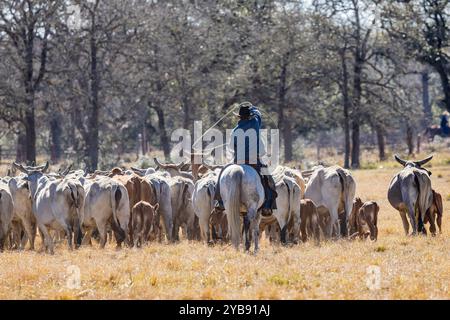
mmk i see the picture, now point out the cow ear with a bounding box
[153,203,159,212]
[414,155,433,167]
[394,154,407,166]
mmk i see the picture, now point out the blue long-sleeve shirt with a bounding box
[229,106,266,165]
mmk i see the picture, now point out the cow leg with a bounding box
[406,204,417,235]
[199,215,210,244]
[62,222,73,251]
[133,214,142,248]
[399,210,410,236]
[437,211,442,234]
[161,213,173,243]
[96,222,108,249]
[300,215,307,243]
[291,213,300,245]
[328,207,340,240]
[22,219,35,250]
[38,224,54,255]
[428,212,437,237]
[82,227,93,246]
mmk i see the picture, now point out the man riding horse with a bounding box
[214,102,278,216]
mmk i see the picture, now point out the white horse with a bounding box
[219,164,264,252]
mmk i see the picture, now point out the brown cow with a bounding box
[424,190,443,235]
[349,197,379,241]
[209,210,228,243]
[286,199,321,244]
[109,168,156,244]
[131,201,159,247]
[299,199,321,244]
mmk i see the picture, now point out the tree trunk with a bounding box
[277,53,292,162]
[283,120,293,162]
[351,122,360,168]
[351,0,363,169]
[87,19,100,170]
[406,124,414,156]
[16,132,27,163]
[340,50,351,169]
[375,124,386,161]
[421,71,431,126]
[435,61,450,113]
[49,112,62,163]
[153,104,171,159]
[24,108,36,164]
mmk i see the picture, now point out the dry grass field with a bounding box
[0,157,449,299]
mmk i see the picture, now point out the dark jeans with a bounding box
[214,162,277,210]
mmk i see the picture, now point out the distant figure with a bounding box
[440,111,450,135]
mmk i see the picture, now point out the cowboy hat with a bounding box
[233,101,254,118]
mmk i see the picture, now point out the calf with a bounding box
[131,201,159,247]
[349,197,379,241]
[0,184,14,251]
[209,209,228,243]
[424,190,443,235]
[300,199,321,244]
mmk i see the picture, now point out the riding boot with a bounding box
[213,166,228,212]
[261,175,277,216]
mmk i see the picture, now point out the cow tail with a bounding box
[68,182,83,247]
[413,172,429,228]
[337,169,353,220]
[110,183,123,232]
[207,181,215,213]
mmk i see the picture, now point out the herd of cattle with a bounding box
[0,155,444,254]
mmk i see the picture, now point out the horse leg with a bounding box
[280,225,287,245]
[247,207,260,254]
[243,216,251,252]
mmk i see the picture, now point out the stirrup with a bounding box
[261,208,272,217]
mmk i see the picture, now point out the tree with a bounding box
[0,0,61,163]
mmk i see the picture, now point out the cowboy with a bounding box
[214,102,277,216]
[440,111,450,136]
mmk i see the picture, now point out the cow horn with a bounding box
[414,155,433,167]
[61,164,73,176]
[130,167,146,176]
[12,162,29,174]
[394,154,407,167]
[153,158,168,169]
[41,161,49,173]
[176,161,186,169]
[202,160,215,171]
[301,169,315,177]
[94,170,110,176]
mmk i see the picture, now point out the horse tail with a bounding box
[227,169,243,249]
